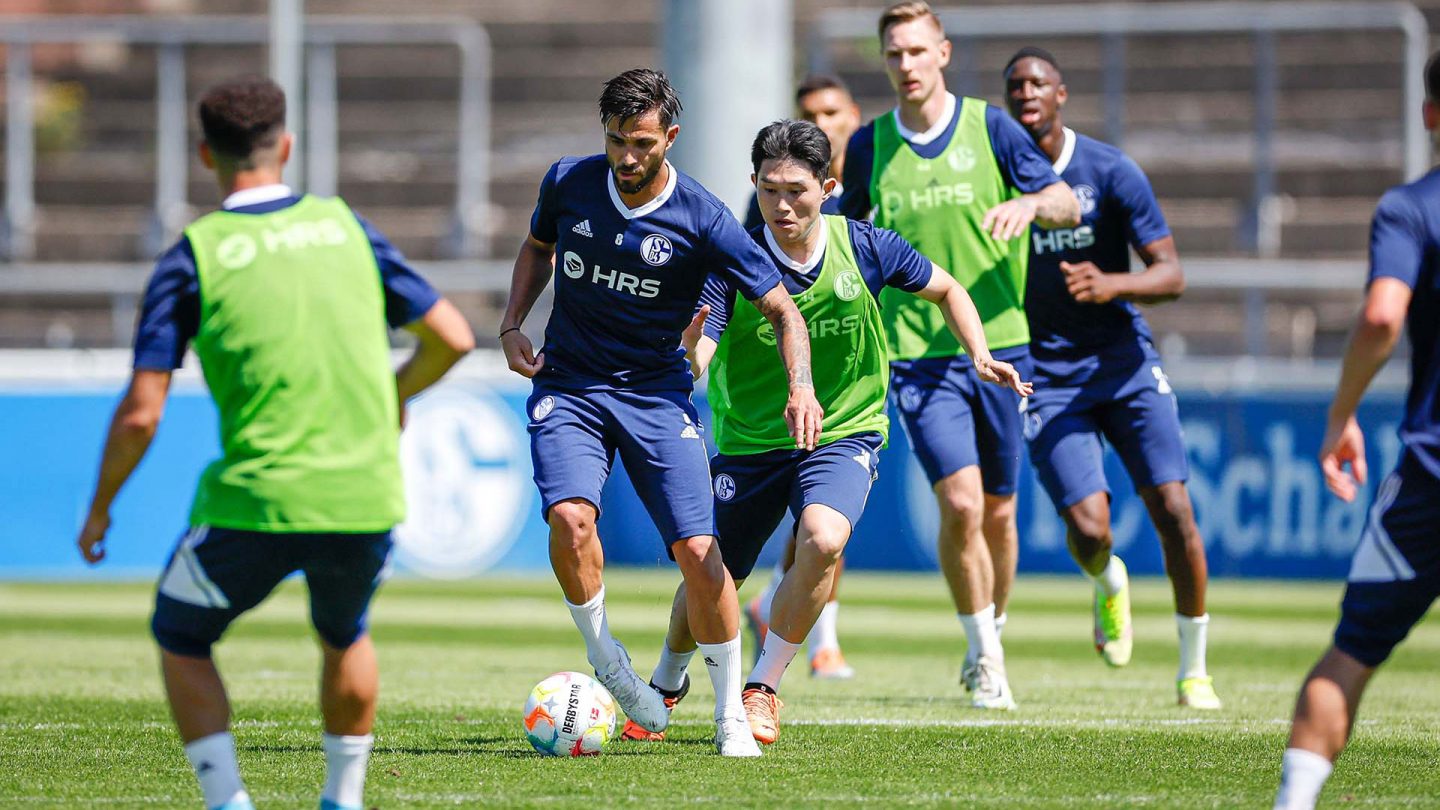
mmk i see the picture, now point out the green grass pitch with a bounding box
[1,572,1436,808]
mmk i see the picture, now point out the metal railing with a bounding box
[0,15,492,260]
[810,1,1429,256]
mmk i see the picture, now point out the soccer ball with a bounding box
[522,671,617,757]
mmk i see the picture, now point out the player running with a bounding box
[840,1,1079,709]
[1274,51,1440,810]
[75,77,474,810]
[499,69,822,758]
[1003,48,1220,709]
[627,119,1029,745]
[741,74,865,680]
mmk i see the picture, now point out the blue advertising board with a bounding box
[0,377,1404,581]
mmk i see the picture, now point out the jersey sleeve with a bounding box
[133,238,201,371]
[1110,155,1172,249]
[838,124,876,220]
[705,208,781,301]
[353,212,441,328]
[1369,188,1426,289]
[528,161,562,244]
[984,106,1062,194]
[697,272,738,343]
[853,221,933,296]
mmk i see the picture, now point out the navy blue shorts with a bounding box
[1334,453,1440,668]
[151,526,393,658]
[711,432,883,581]
[1025,341,1189,510]
[890,346,1032,494]
[528,385,713,546]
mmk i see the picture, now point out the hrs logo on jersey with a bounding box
[561,250,661,298]
[1032,225,1095,255]
[755,314,862,346]
[880,181,975,217]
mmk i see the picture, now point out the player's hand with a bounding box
[981,196,1038,241]
[501,328,545,378]
[77,508,110,565]
[1319,415,1367,502]
[785,386,825,451]
[974,358,1034,396]
[682,305,710,358]
[1061,261,1119,304]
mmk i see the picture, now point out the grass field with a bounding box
[1,571,1437,808]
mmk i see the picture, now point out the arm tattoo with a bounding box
[756,288,814,389]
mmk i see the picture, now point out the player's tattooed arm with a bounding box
[982,180,1080,241]
[500,235,556,378]
[753,285,825,450]
[916,266,1032,396]
[77,369,173,564]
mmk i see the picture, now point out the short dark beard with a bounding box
[612,157,663,195]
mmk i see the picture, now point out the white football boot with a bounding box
[595,640,670,733]
[715,714,763,757]
[968,655,1017,711]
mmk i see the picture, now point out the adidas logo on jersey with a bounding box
[572,219,593,237]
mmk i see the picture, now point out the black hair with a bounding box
[1427,49,1440,100]
[598,68,683,128]
[795,74,853,106]
[1004,46,1061,78]
[198,75,286,160]
[750,119,831,180]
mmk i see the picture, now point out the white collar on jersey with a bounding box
[607,160,679,220]
[763,219,827,274]
[222,183,293,210]
[1051,127,1077,175]
[893,92,957,145]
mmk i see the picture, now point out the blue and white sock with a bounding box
[320,733,373,810]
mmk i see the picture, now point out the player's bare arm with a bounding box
[1319,277,1412,502]
[753,285,824,450]
[397,298,477,411]
[500,234,556,378]
[914,264,1032,396]
[1063,236,1185,306]
[77,369,172,564]
[982,180,1080,241]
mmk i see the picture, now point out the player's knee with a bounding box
[983,494,1017,527]
[548,500,598,545]
[1149,488,1197,545]
[672,534,718,567]
[798,524,849,563]
[936,485,984,530]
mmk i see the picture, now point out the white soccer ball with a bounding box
[522,671,617,757]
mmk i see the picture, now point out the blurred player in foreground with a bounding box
[1004,48,1220,709]
[629,120,1029,744]
[742,75,865,681]
[499,68,821,757]
[1274,51,1440,810]
[75,77,474,810]
[841,1,1079,709]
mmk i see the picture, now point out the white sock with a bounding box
[806,601,841,659]
[697,635,745,722]
[1274,747,1333,810]
[749,631,802,691]
[1177,613,1210,680]
[958,603,1002,662]
[995,612,1008,638]
[757,562,784,621]
[321,733,373,809]
[183,732,248,810]
[565,587,620,671]
[651,644,694,693]
[1087,556,1126,597]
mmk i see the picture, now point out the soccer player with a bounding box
[74,76,474,810]
[499,69,822,757]
[1273,51,1440,810]
[1003,48,1221,709]
[840,1,1080,709]
[627,119,1030,745]
[741,74,865,681]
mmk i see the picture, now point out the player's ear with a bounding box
[937,37,952,69]
[1425,100,1439,132]
[1056,82,1068,109]
[665,124,680,148]
[277,132,294,166]
[751,172,758,188]
[198,141,215,170]
[821,176,838,198]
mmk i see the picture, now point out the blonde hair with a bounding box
[878,1,945,41]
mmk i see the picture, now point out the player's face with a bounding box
[754,158,836,242]
[882,18,951,104]
[1005,58,1066,137]
[798,88,861,160]
[603,109,679,194]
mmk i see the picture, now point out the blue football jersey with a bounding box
[1025,130,1170,364]
[529,155,781,392]
[1369,168,1440,478]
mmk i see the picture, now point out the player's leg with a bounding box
[151,527,297,810]
[614,389,758,756]
[302,532,393,810]
[806,552,853,679]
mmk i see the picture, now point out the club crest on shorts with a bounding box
[532,395,556,421]
[714,473,737,502]
[640,234,673,266]
[899,384,923,413]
